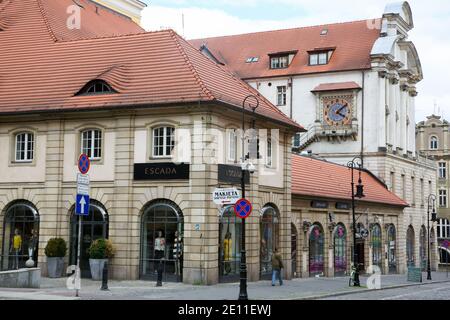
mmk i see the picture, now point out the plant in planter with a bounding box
[87,238,115,280]
[45,238,67,278]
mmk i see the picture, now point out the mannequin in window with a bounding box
[28,229,38,266]
[154,230,166,260]
[173,231,182,276]
[223,232,232,274]
[10,229,22,269]
[260,238,268,272]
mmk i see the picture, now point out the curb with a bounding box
[294,279,450,300]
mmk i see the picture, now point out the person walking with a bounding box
[271,248,284,286]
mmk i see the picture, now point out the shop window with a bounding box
[406,226,415,267]
[1,201,39,271]
[334,224,346,275]
[371,224,382,268]
[152,126,175,158]
[387,225,397,273]
[219,206,242,282]
[419,226,427,271]
[81,129,102,160]
[309,224,324,276]
[260,205,280,277]
[140,200,183,282]
[15,132,34,162]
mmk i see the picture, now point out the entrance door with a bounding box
[355,240,365,272]
[70,202,108,278]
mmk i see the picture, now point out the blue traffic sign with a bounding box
[234,198,252,219]
[75,194,89,216]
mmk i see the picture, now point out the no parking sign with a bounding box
[234,198,252,219]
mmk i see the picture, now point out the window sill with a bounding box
[9,161,36,167]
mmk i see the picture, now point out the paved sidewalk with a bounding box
[0,272,448,300]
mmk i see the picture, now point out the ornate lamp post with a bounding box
[427,194,437,280]
[239,95,259,300]
[347,156,365,287]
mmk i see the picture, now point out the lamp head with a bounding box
[355,178,365,198]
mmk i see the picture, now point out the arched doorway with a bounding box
[140,200,183,282]
[260,204,280,278]
[309,223,324,276]
[291,223,298,278]
[333,224,346,276]
[355,223,366,271]
[219,205,242,282]
[1,201,39,270]
[387,224,397,273]
[419,226,427,271]
[70,200,109,278]
[371,224,382,269]
[406,225,415,267]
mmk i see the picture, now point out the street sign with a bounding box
[77,173,90,195]
[234,198,252,219]
[359,228,369,239]
[78,154,90,174]
[75,194,89,216]
[212,188,241,205]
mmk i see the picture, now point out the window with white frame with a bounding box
[81,129,102,160]
[15,132,34,162]
[309,51,331,66]
[430,136,438,150]
[276,86,287,106]
[437,219,450,238]
[439,189,448,208]
[270,56,289,69]
[228,129,238,162]
[439,162,447,179]
[152,126,175,158]
[266,137,272,167]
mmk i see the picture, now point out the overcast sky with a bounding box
[140,0,449,123]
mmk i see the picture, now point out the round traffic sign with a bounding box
[78,154,90,174]
[234,198,252,219]
[443,240,450,249]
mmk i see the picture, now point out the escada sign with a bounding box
[134,163,190,180]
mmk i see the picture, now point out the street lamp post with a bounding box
[427,194,437,281]
[238,95,259,301]
[347,157,365,287]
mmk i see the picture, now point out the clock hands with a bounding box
[335,103,348,118]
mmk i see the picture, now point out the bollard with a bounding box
[101,261,109,291]
[156,260,163,287]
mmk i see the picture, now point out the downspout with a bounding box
[360,71,365,167]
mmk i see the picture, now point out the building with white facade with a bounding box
[191,1,439,272]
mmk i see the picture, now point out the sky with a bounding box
[139,0,449,123]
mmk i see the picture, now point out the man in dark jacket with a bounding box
[271,248,283,286]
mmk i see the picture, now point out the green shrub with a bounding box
[45,238,67,257]
[87,238,115,259]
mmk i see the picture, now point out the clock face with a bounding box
[323,98,352,126]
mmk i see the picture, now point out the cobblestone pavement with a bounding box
[0,272,448,300]
[320,281,450,300]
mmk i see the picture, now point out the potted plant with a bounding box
[87,238,115,280]
[45,238,67,278]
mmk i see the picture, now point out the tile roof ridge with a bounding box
[170,30,215,101]
[190,18,380,41]
[54,28,165,43]
[36,0,58,42]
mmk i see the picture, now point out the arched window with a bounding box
[77,80,116,95]
[260,205,280,277]
[430,136,438,150]
[406,226,415,267]
[387,224,397,273]
[1,201,39,270]
[334,224,346,276]
[219,205,242,282]
[309,223,324,276]
[81,129,102,160]
[152,126,175,158]
[371,224,382,268]
[140,200,183,282]
[14,132,34,162]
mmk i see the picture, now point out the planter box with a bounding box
[47,257,65,278]
[89,259,108,281]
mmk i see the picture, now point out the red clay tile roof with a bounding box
[0,0,302,130]
[189,19,381,79]
[311,81,361,92]
[292,155,408,207]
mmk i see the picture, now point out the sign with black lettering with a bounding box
[134,163,189,180]
[311,201,328,209]
[336,202,350,210]
[218,164,250,184]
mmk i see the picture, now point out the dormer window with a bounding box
[308,50,334,66]
[77,80,116,96]
[270,55,289,69]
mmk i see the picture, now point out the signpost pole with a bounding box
[76,215,82,297]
